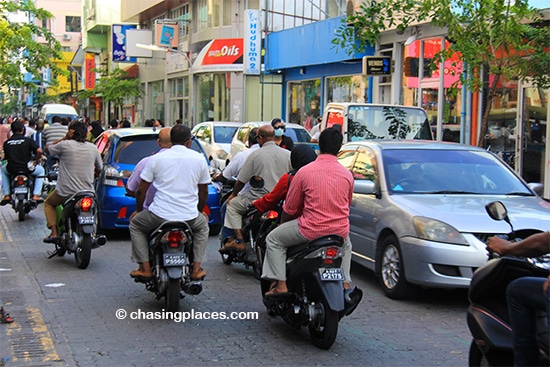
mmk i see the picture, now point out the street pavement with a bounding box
[0,205,471,367]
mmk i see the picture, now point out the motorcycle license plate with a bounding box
[163,253,187,266]
[78,216,95,225]
[319,268,345,281]
[14,187,28,194]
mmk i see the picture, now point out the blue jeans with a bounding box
[1,164,44,197]
[219,201,235,242]
[506,276,549,367]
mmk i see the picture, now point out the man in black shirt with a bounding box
[1,121,45,205]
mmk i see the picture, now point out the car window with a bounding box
[348,106,432,141]
[236,126,250,144]
[113,137,161,165]
[214,126,238,144]
[286,127,311,142]
[337,149,357,171]
[352,149,377,181]
[383,149,532,195]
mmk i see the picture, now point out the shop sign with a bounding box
[112,24,137,62]
[85,53,95,90]
[244,9,261,75]
[363,56,392,76]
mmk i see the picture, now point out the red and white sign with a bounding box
[193,39,244,72]
[85,53,95,90]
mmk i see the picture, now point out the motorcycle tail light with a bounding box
[78,197,94,211]
[15,175,27,185]
[267,210,279,220]
[161,230,187,248]
[304,246,343,264]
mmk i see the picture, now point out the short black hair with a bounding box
[248,127,259,145]
[11,121,24,134]
[270,118,282,127]
[69,121,88,142]
[171,124,191,145]
[52,115,61,123]
[319,127,343,155]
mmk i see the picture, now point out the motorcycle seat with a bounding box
[149,221,192,237]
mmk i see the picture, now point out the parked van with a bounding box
[320,103,433,142]
[39,104,78,124]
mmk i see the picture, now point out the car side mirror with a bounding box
[353,180,376,195]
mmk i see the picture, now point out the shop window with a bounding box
[288,79,321,127]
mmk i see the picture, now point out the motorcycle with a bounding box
[133,221,203,312]
[259,234,363,349]
[7,160,46,221]
[467,201,549,366]
[45,170,106,269]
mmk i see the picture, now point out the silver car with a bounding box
[339,140,550,299]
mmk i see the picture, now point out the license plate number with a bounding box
[78,216,95,225]
[14,187,27,194]
[319,268,344,281]
[163,253,187,266]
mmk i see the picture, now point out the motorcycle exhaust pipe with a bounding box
[182,281,202,295]
[92,235,107,249]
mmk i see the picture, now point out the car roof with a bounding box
[326,102,427,111]
[194,121,241,127]
[342,140,486,152]
[241,121,307,129]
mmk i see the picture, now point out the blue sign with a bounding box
[112,24,137,63]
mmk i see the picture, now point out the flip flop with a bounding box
[264,288,291,297]
[43,236,61,244]
[0,307,13,324]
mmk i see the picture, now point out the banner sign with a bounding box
[112,24,137,62]
[85,53,95,90]
[155,22,178,48]
[244,9,261,75]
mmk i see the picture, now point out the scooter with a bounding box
[46,190,107,269]
[9,170,39,222]
[467,201,549,366]
[133,221,203,312]
[259,234,363,349]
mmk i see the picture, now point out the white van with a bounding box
[320,102,433,142]
[39,104,79,124]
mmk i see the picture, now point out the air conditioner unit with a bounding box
[63,34,72,41]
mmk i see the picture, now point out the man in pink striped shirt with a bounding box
[262,127,354,296]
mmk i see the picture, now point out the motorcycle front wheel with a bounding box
[308,297,339,349]
[74,233,92,269]
[165,278,180,312]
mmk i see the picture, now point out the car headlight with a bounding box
[412,216,469,245]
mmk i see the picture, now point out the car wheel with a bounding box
[378,235,415,300]
[209,223,221,236]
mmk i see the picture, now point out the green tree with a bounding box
[0,0,65,92]
[79,67,143,119]
[333,0,550,147]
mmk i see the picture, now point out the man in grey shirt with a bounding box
[43,121,102,242]
[221,125,291,252]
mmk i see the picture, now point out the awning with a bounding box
[121,64,139,79]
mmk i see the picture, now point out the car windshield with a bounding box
[383,149,532,195]
[214,126,239,144]
[285,127,311,142]
[348,105,432,141]
[114,136,161,165]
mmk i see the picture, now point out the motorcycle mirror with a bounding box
[485,201,514,232]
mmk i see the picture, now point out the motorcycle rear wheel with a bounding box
[17,201,25,221]
[74,233,92,269]
[308,297,339,349]
[165,278,180,312]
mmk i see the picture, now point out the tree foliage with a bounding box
[78,67,143,113]
[333,0,550,146]
[0,0,65,92]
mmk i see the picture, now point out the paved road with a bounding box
[0,205,472,366]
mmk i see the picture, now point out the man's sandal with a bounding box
[0,307,14,323]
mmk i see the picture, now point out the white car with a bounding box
[228,121,312,159]
[192,121,241,168]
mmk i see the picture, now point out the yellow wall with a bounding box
[46,51,74,95]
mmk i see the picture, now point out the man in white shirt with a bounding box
[129,125,211,280]
[212,128,259,244]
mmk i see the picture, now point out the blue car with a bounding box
[93,128,221,234]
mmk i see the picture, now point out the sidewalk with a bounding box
[0,206,73,367]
